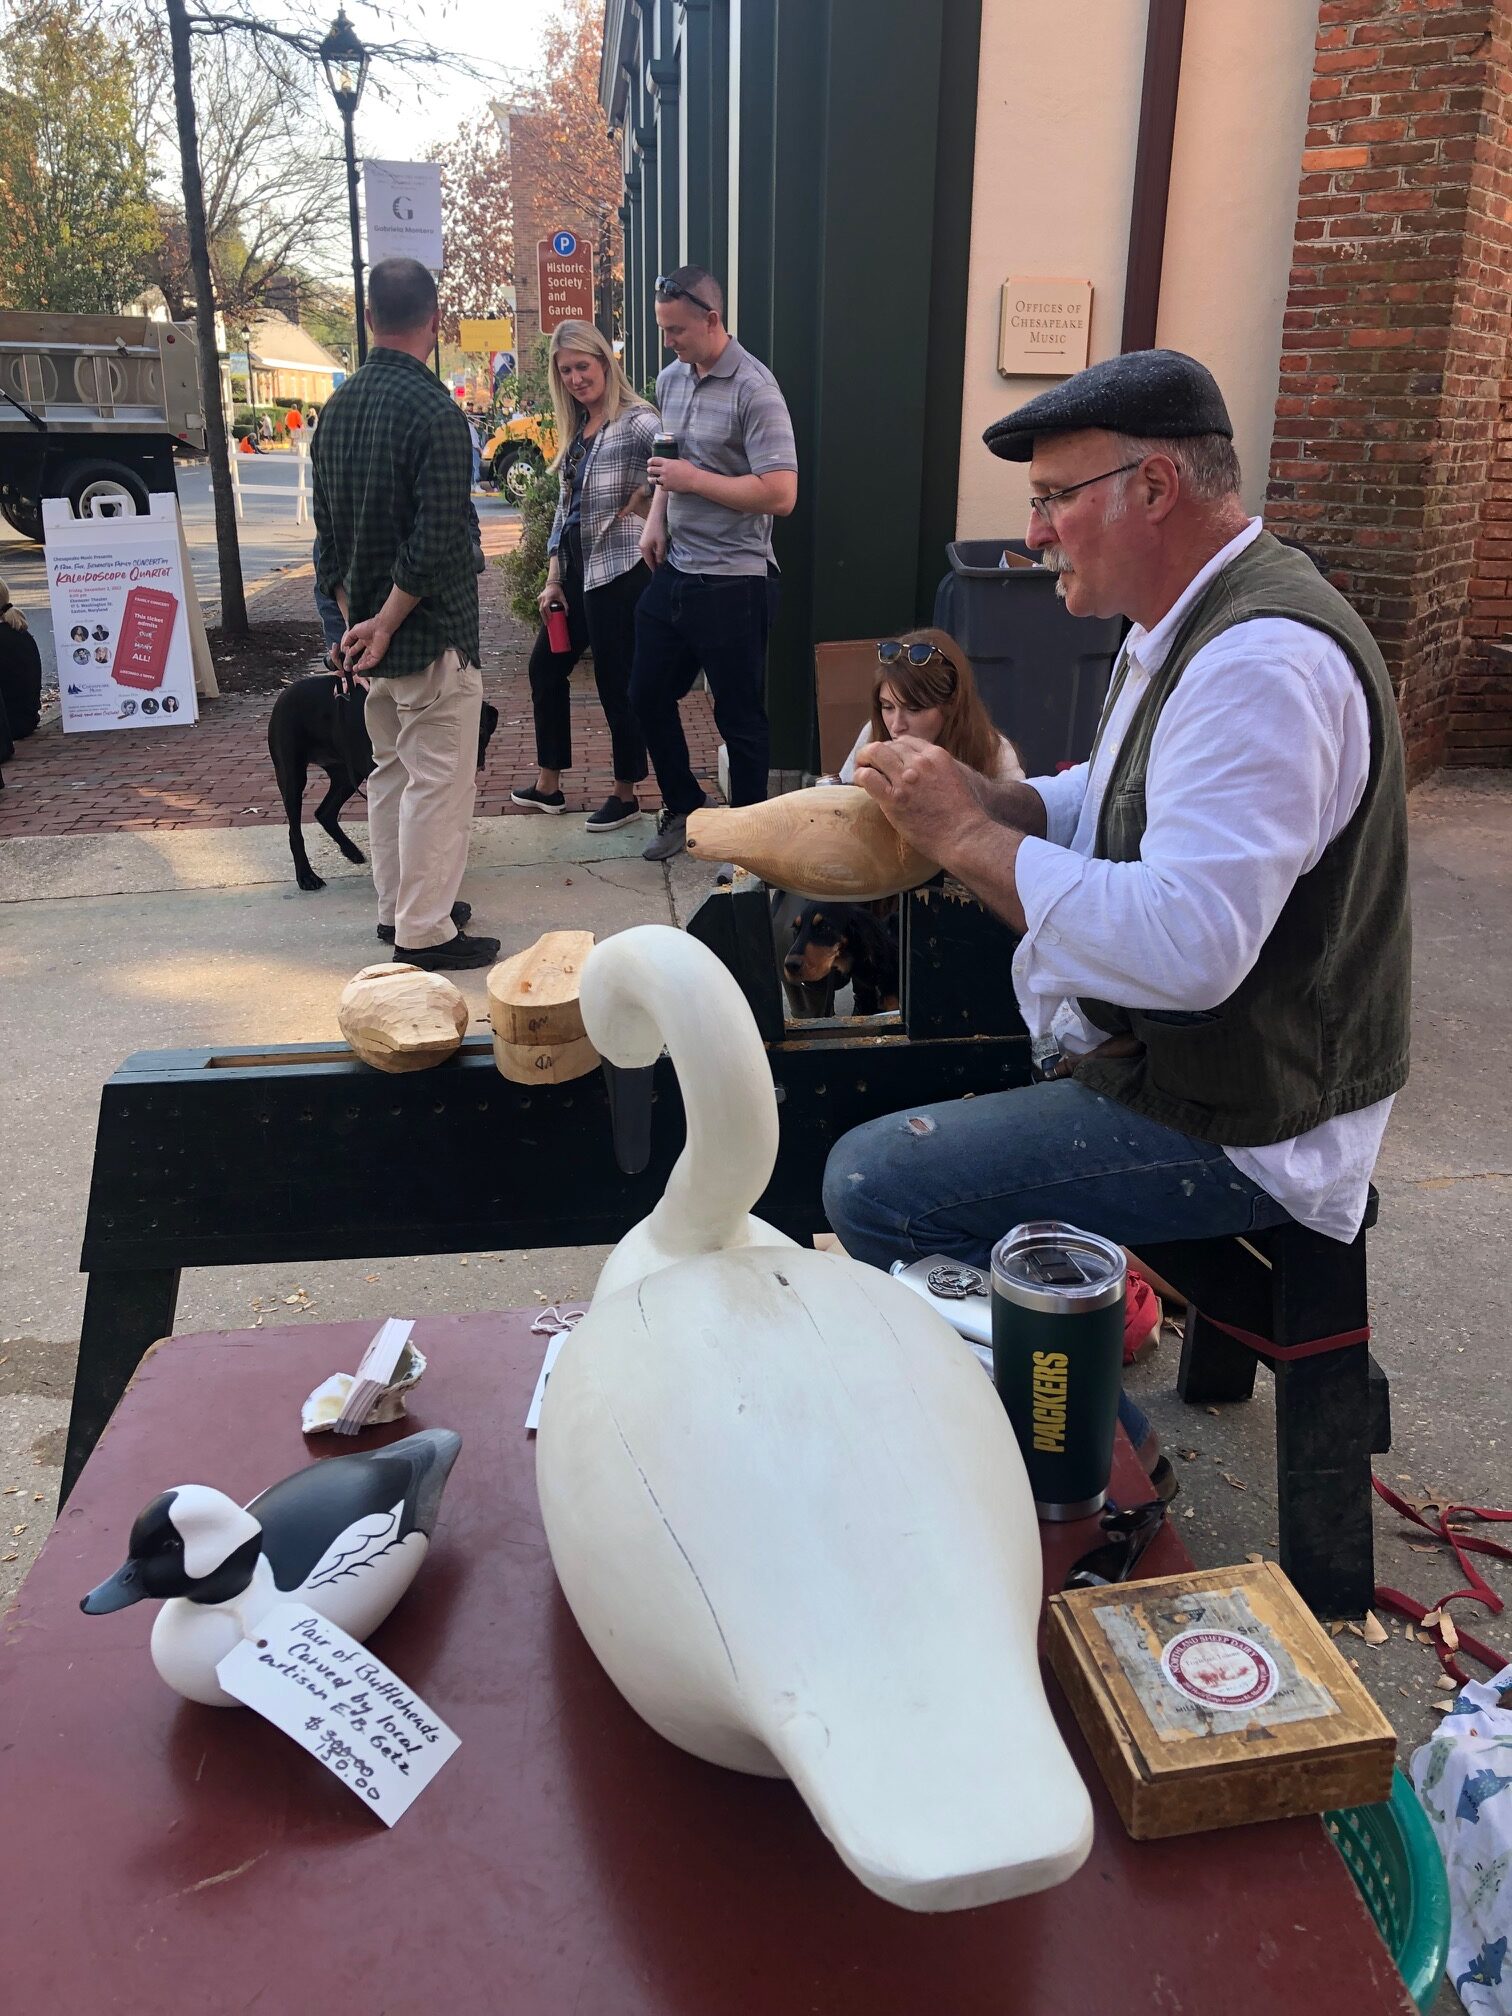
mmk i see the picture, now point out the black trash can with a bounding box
[933,540,1124,777]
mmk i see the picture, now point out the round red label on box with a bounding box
[1160,1629,1278,1711]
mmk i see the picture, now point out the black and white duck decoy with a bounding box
[81,1427,461,1706]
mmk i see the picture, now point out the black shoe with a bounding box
[510,784,567,814]
[393,929,500,971]
[585,794,641,833]
[378,901,470,945]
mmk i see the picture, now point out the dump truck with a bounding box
[0,312,206,544]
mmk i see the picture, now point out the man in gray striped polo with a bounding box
[632,265,799,861]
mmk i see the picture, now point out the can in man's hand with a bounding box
[650,431,678,481]
[991,1221,1126,1521]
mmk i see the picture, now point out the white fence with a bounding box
[229,431,311,525]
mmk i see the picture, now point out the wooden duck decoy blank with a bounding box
[685,784,938,900]
[536,927,1092,1910]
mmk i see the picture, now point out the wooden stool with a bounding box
[1136,1188,1390,1619]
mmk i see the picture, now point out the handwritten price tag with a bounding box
[216,1604,460,1826]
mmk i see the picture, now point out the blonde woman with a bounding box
[511,321,660,830]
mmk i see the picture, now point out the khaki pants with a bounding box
[364,650,482,949]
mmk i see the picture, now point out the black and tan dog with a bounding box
[782,900,900,1018]
[268,673,499,891]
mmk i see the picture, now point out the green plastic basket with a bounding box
[1325,1768,1451,2014]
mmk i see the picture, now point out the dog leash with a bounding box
[1372,1474,1512,1682]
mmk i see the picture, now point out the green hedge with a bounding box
[498,468,560,627]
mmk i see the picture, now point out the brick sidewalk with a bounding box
[0,542,720,837]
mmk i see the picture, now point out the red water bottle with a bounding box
[545,600,570,653]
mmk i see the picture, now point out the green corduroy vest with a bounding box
[1072,531,1411,1146]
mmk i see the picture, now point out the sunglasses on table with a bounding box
[654,275,715,315]
[877,640,948,669]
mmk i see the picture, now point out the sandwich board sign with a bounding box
[45,493,208,733]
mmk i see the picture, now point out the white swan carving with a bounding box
[535,924,1092,1911]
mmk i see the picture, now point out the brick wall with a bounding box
[1265,0,1512,777]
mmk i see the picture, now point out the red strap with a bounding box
[1371,1475,1512,1683]
[1203,1313,1371,1362]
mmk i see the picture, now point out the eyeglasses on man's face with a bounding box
[1028,460,1144,526]
[654,276,714,315]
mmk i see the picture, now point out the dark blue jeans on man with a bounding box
[822,1078,1294,1454]
[630,562,780,811]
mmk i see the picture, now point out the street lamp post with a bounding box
[320,9,370,366]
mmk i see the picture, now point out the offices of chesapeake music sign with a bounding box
[998,277,1093,377]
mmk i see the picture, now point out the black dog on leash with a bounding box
[268,673,499,891]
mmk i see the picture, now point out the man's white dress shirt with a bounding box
[1012,519,1392,1242]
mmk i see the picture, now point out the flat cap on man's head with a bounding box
[983,348,1233,462]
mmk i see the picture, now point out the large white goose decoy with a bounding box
[536,926,1091,1911]
[81,1428,461,1707]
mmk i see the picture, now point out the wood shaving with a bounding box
[1441,1613,1460,1652]
[1435,1673,1458,1691]
[1221,1473,1248,1491]
[1362,1611,1388,1647]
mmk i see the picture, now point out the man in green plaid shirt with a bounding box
[313,257,497,969]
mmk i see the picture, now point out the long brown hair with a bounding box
[868,628,1002,777]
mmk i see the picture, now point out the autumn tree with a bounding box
[432,109,514,344]
[134,16,345,323]
[0,0,157,312]
[519,0,621,272]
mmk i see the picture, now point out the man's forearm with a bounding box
[933,807,1032,935]
[970,775,1049,838]
[372,584,420,639]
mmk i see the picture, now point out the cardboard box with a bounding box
[1046,1560,1395,1840]
[814,639,882,779]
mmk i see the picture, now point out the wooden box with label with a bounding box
[1046,1561,1396,1840]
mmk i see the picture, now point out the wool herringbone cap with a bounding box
[984,348,1233,462]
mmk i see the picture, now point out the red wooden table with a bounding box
[0,1314,1414,2016]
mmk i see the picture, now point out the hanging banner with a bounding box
[45,494,200,733]
[363,161,445,272]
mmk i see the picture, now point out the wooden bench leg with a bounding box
[61,1267,181,1507]
[1274,1343,1374,1617]
[1176,1308,1259,1405]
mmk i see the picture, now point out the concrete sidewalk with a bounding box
[2,773,1509,1768]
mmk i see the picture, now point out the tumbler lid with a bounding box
[990,1220,1126,1315]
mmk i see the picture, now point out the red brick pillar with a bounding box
[1266,0,1512,778]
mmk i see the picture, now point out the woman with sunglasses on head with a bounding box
[511,321,660,832]
[835,629,1024,787]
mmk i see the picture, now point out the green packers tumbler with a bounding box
[991,1221,1126,1520]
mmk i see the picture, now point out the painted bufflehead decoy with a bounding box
[81,1427,461,1707]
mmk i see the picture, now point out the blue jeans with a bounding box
[822,1079,1293,1450]
[311,539,345,657]
[629,561,779,813]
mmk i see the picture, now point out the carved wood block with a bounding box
[686,785,938,900]
[488,930,599,1085]
[337,963,468,1074]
